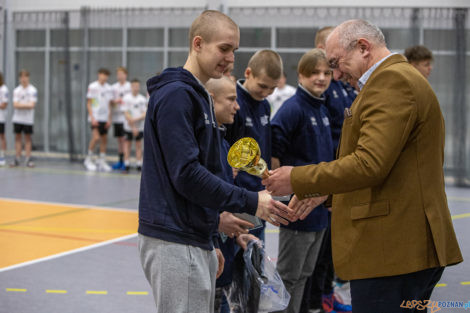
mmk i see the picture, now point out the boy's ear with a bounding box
[244,67,252,80]
[192,36,203,52]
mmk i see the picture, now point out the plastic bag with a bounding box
[226,240,290,313]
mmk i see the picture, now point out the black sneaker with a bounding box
[137,166,142,172]
[9,158,20,168]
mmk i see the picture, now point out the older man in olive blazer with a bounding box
[263,19,462,312]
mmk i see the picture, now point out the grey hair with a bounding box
[337,19,386,50]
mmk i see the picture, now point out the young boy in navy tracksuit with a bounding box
[225,49,283,241]
[206,76,259,313]
[138,11,292,313]
[271,49,334,313]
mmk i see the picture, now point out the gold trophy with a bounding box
[227,137,269,179]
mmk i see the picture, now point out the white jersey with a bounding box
[267,84,296,118]
[87,81,113,122]
[111,81,131,123]
[12,84,37,125]
[122,93,147,132]
[0,84,9,123]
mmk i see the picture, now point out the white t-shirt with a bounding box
[87,81,113,122]
[111,81,131,123]
[122,93,147,132]
[0,84,9,123]
[12,84,37,125]
[267,84,296,118]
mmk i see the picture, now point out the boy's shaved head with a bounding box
[247,50,283,80]
[189,10,238,51]
[206,76,235,96]
[315,26,334,49]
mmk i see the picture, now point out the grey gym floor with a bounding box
[0,159,469,313]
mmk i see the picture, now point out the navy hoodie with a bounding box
[139,67,258,251]
[324,80,357,153]
[225,80,272,192]
[271,85,334,232]
[216,129,237,288]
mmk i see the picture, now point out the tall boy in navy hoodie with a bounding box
[271,49,333,313]
[138,10,292,313]
[225,49,283,241]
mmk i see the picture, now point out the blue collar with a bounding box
[358,53,397,91]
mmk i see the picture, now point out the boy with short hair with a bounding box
[271,49,333,313]
[225,49,283,241]
[11,70,37,168]
[122,79,146,172]
[111,66,131,170]
[138,10,292,313]
[0,72,8,166]
[84,68,113,172]
[404,44,434,79]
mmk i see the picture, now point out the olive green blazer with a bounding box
[291,54,463,280]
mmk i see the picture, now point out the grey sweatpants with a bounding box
[276,227,326,313]
[138,234,218,313]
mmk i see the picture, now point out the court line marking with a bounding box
[0,233,137,273]
[452,213,470,220]
[1,225,136,234]
[0,197,137,213]
[0,228,104,243]
[447,196,470,202]
[127,291,149,295]
[46,290,67,294]
[461,281,470,285]
[86,290,108,295]
[435,283,447,287]
[5,288,27,292]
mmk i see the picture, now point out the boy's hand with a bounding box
[235,234,258,251]
[232,167,239,179]
[91,118,98,127]
[132,127,139,137]
[215,248,224,278]
[105,121,111,129]
[218,212,254,238]
[255,190,294,227]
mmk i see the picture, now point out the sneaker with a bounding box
[112,161,123,170]
[0,157,5,166]
[9,158,20,168]
[97,159,112,172]
[136,165,142,172]
[322,293,338,313]
[25,158,35,168]
[120,163,127,171]
[334,282,352,312]
[84,156,97,171]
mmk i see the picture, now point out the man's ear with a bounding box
[192,36,203,52]
[357,38,371,57]
[244,67,252,79]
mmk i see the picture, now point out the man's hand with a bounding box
[235,234,258,251]
[256,190,295,226]
[289,195,328,221]
[218,212,254,238]
[215,248,225,278]
[262,166,294,196]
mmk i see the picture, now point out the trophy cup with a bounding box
[227,137,269,179]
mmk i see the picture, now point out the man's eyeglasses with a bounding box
[327,40,358,69]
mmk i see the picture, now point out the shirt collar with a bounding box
[358,53,397,91]
[298,84,325,102]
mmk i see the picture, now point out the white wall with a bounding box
[6,0,470,12]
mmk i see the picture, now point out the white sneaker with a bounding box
[84,156,97,171]
[0,157,5,166]
[98,159,111,172]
